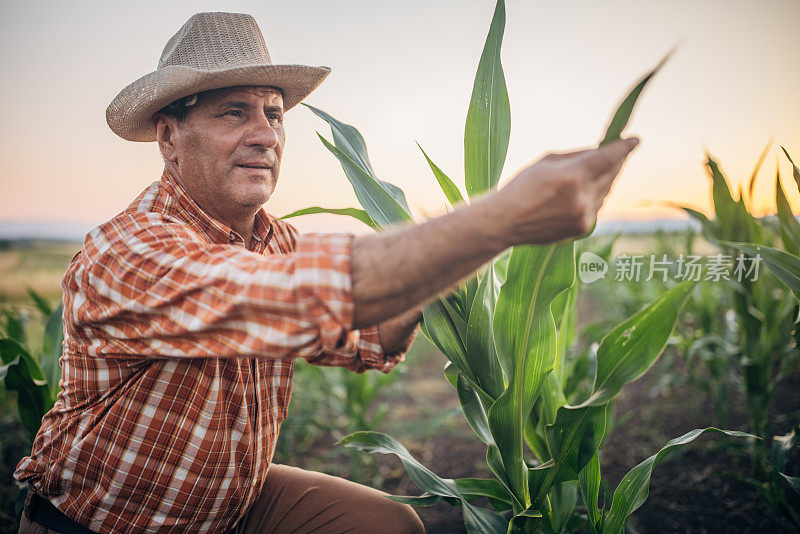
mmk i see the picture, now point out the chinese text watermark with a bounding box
[578,252,761,284]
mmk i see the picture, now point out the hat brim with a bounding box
[106,63,331,142]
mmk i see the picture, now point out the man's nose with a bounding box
[244,113,279,148]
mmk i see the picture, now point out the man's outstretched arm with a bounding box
[351,138,639,329]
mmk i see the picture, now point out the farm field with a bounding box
[1,234,798,533]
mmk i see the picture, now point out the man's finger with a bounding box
[583,137,640,176]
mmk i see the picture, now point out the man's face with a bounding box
[164,85,285,218]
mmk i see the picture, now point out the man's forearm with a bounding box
[351,194,507,329]
[350,138,639,329]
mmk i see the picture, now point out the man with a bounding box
[15,11,638,534]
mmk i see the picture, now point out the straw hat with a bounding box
[106,12,330,142]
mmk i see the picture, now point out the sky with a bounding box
[0,0,798,235]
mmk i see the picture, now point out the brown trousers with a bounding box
[19,464,424,534]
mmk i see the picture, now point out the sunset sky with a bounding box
[1,0,798,235]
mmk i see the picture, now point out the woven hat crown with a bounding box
[159,13,272,71]
[107,11,330,142]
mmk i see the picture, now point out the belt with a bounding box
[27,491,96,534]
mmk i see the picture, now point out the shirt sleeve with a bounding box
[62,212,362,361]
[303,324,407,374]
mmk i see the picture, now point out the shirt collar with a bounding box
[159,170,273,248]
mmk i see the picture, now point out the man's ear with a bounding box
[155,114,179,162]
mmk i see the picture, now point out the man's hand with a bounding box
[491,137,639,246]
[351,138,639,329]
[377,307,423,355]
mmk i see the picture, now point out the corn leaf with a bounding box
[532,404,608,501]
[782,146,800,193]
[340,431,508,533]
[747,139,773,203]
[41,303,63,399]
[27,289,53,317]
[454,478,514,507]
[721,242,800,300]
[464,0,510,198]
[489,242,575,503]
[0,338,52,439]
[2,310,26,345]
[532,282,693,502]
[465,264,505,399]
[305,104,412,213]
[545,481,579,533]
[417,143,465,208]
[578,453,603,533]
[707,157,739,232]
[449,365,493,445]
[280,206,377,229]
[582,281,694,406]
[603,428,754,534]
[775,171,800,255]
[316,135,412,228]
[600,50,672,146]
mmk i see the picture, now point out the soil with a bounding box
[287,345,800,533]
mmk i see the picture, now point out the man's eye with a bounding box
[224,110,243,117]
[269,113,283,122]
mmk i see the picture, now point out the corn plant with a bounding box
[673,147,798,476]
[285,1,752,531]
[0,291,63,441]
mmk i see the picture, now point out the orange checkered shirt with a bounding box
[14,171,404,533]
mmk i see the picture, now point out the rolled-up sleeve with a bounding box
[303,324,406,374]
[63,212,365,362]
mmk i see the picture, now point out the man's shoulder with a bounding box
[76,196,204,267]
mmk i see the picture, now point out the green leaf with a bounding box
[721,242,800,300]
[340,431,508,533]
[531,282,693,503]
[545,481,579,533]
[578,453,603,532]
[2,310,26,345]
[0,338,52,440]
[465,264,505,399]
[600,50,672,146]
[747,139,773,203]
[453,368,494,445]
[27,289,53,317]
[603,428,754,534]
[41,303,63,399]
[279,206,378,229]
[422,297,480,392]
[707,156,739,232]
[305,104,413,215]
[582,281,694,406]
[489,242,575,504]
[417,143,465,208]
[533,404,608,501]
[388,494,451,507]
[775,171,800,255]
[781,146,800,193]
[464,0,511,198]
[316,135,412,228]
[454,477,514,507]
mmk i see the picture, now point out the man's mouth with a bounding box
[236,162,273,170]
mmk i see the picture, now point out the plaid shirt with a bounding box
[15,171,403,533]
